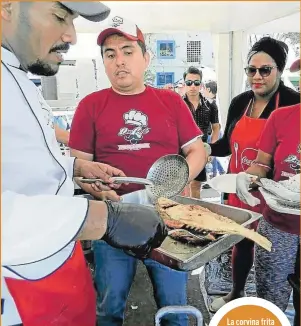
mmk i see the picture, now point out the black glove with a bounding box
[102,201,168,259]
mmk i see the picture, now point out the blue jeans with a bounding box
[211,157,225,176]
[92,240,188,326]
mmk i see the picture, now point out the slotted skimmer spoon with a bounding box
[79,154,189,200]
[145,154,189,200]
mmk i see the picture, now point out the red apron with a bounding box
[228,94,279,223]
[5,242,96,326]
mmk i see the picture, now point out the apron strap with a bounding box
[275,92,280,110]
[243,98,254,116]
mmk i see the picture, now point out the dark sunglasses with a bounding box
[185,80,201,86]
[244,66,277,77]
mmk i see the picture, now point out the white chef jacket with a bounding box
[1,47,89,325]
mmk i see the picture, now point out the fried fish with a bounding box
[156,197,272,251]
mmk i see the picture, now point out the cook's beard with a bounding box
[28,59,60,76]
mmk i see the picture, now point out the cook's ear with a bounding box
[144,51,150,68]
[1,2,13,21]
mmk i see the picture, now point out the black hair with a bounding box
[100,33,146,58]
[205,80,217,95]
[248,37,288,72]
[183,66,202,81]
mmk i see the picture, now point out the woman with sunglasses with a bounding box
[209,37,300,313]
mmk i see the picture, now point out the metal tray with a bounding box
[121,190,262,271]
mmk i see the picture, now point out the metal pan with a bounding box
[149,195,262,271]
[121,190,262,271]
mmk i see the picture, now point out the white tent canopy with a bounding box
[74,1,300,127]
[75,1,300,34]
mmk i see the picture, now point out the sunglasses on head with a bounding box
[185,80,201,86]
[244,66,277,77]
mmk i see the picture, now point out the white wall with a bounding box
[64,33,111,94]
[145,31,215,85]
[65,33,100,59]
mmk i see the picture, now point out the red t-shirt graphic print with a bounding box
[69,86,202,195]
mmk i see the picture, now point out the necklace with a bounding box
[249,99,255,116]
[250,98,267,119]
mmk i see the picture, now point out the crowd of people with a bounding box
[2,1,300,326]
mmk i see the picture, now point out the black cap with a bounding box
[60,1,110,22]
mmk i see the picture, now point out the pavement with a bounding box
[124,261,206,326]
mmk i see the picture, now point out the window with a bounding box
[30,79,42,87]
[156,72,174,87]
[157,40,176,59]
[187,40,202,63]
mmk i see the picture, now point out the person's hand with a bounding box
[75,182,121,201]
[103,201,168,259]
[180,184,191,197]
[96,190,121,202]
[76,159,127,192]
[236,172,260,207]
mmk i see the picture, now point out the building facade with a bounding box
[144,31,215,87]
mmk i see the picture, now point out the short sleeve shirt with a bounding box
[69,86,202,195]
[258,104,300,234]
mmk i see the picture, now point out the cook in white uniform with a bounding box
[1,2,167,325]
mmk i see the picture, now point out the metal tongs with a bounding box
[78,176,154,186]
[168,229,211,242]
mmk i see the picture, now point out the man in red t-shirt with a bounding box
[69,16,207,326]
[236,70,300,324]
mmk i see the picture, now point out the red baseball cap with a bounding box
[97,16,145,46]
[290,58,300,72]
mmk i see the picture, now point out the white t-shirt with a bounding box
[1,47,88,325]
